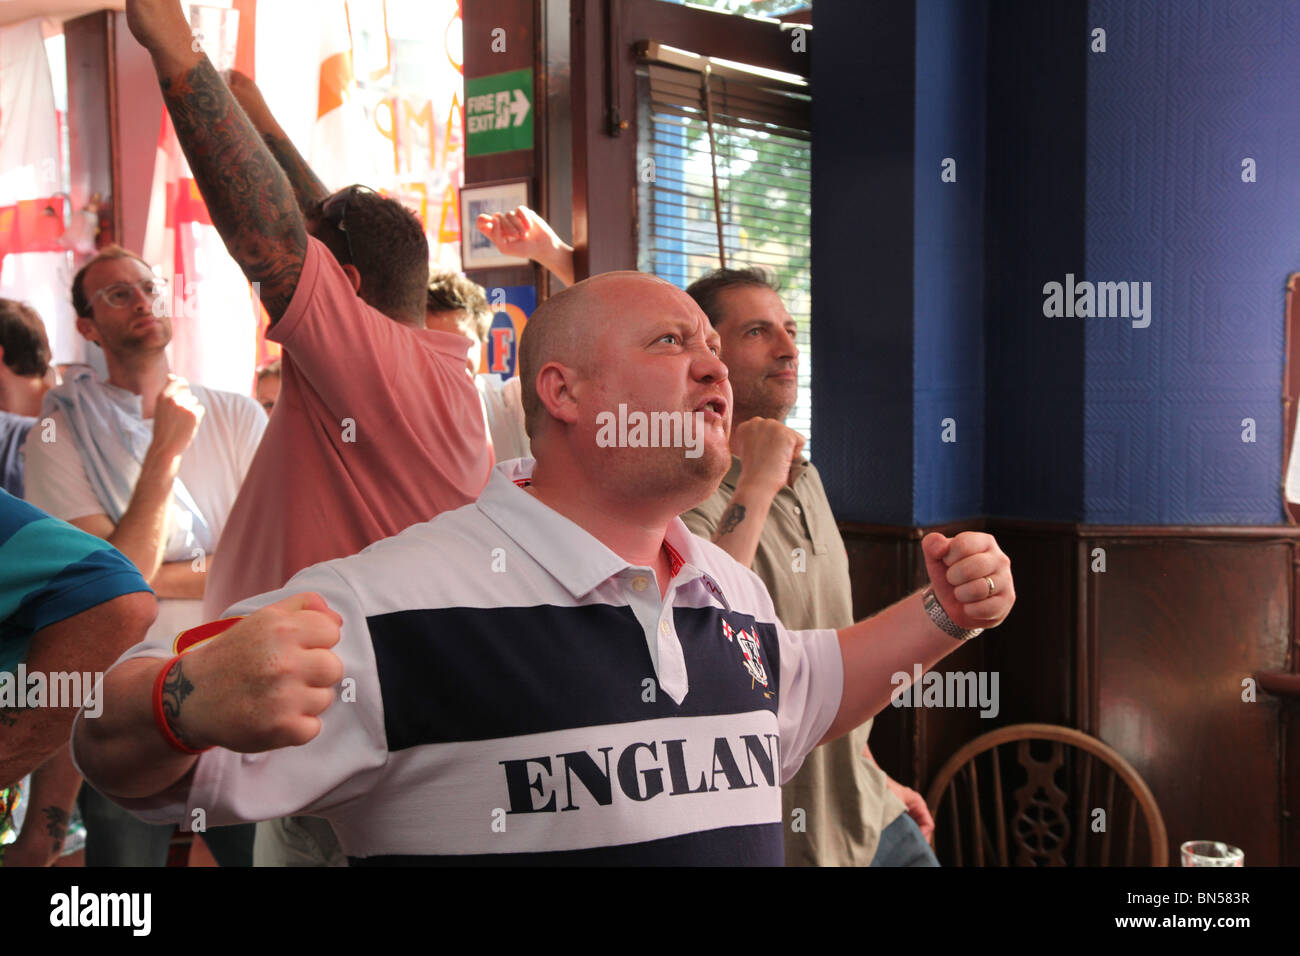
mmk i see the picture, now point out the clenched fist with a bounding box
[150,375,204,459]
[732,417,805,496]
[165,592,345,753]
[921,532,1014,631]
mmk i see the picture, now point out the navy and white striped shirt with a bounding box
[104,459,843,865]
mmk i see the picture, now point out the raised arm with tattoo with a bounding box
[2,747,80,866]
[1,592,156,789]
[124,0,306,322]
[224,69,330,214]
[710,418,805,566]
[74,592,343,801]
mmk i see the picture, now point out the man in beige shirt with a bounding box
[680,268,938,867]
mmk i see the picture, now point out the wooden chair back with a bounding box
[925,723,1168,866]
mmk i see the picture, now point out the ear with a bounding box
[340,264,363,295]
[534,361,582,428]
[74,315,101,347]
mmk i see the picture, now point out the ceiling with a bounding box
[0,1,125,29]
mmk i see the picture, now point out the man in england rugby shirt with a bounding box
[72,272,1015,864]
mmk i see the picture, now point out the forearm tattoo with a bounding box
[42,806,68,855]
[160,659,199,751]
[263,132,330,213]
[159,57,306,319]
[717,504,747,537]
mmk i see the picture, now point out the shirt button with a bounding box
[632,576,649,592]
[659,620,671,635]
[793,506,802,515]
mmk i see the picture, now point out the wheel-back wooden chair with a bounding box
[925,723,1168,866]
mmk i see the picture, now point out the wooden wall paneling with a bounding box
[1285,696,1298,865]
[839,524,917,787]
[846,519,1294,864]
[974,523,1078,732]
[1090,535,1291,866]
[1285,274,1300,526]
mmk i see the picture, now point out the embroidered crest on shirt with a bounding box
[722,619,770,693]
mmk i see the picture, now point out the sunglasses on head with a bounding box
[320,184,378,265]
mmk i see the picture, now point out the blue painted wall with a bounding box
[812,1,916,524]
[983,0,1089,522]
[813,0,1293,526]
[913,0,987,525]
[1082,0,1298,524]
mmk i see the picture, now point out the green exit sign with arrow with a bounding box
[465,68,533,157]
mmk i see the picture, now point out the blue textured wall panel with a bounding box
[984,0,1089,521]
[913,0,987,525]
[812,1,917,523]
[1084,0,1300,523]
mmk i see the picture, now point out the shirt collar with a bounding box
[476,458,732,609]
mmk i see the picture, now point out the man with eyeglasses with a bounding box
[20,244,267,866]
[119,0,492,865]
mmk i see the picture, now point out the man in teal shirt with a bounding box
[0,491,155,865]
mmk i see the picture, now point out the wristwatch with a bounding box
[922,586,983,641]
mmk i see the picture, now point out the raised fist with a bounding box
[732,417,805,496]
[150,375,204,459]
[921,531,1014,631]
[164,592,345,754]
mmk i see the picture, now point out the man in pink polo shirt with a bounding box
[123,2,492,863]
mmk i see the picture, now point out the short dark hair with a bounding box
[309,187,430,322]
[0,299,51,377]
[685,267,781,327]
[256,358,282,382]
[427,272,492,342]
[71,245,154,318]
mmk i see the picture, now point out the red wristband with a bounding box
[152,654,210,756]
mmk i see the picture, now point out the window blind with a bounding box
[636,44,813,444]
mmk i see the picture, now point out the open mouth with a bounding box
[695,396,727,421]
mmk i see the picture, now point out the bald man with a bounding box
[72,272,1015,864]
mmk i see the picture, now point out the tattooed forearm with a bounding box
[160,659,199,751]
[716,504,747,537]
[159,57,306,321]
[263,132,330,214]
[42,806,68,854]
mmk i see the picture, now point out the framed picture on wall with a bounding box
[460,179,530,270]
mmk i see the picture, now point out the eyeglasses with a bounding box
[320,184,376,266]
[90,277,169,309]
